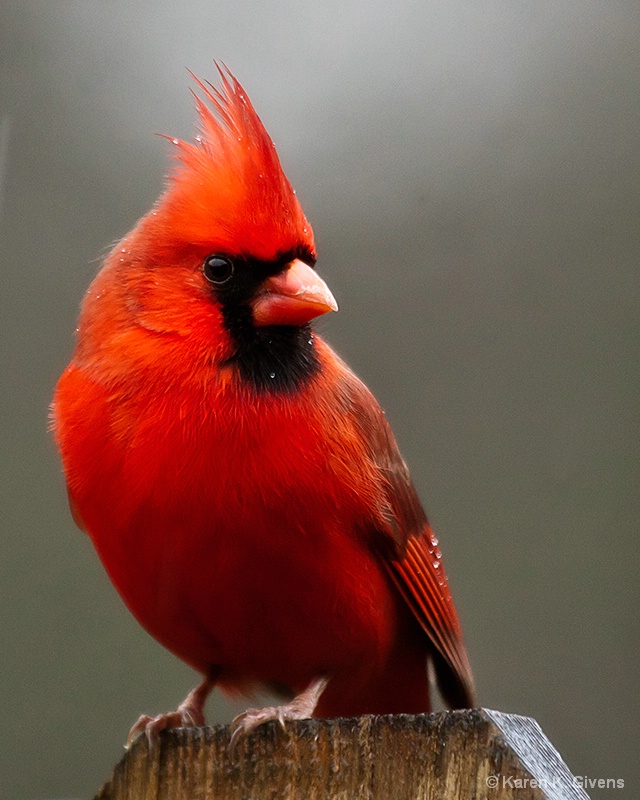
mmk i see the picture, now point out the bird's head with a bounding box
[84,66,337,392]
[135,66,335,329]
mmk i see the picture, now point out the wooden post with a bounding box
[96,708,589,800]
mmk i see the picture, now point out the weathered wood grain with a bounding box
[96,709,589,800]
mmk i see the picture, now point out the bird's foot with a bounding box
[230,675,329,749]
[126,675,216,751]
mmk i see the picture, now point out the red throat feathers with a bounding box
[52,65,474,743]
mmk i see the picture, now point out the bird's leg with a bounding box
[127,672,218,750]
[230,675,329,748]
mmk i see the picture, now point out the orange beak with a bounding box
[252,258,338,327]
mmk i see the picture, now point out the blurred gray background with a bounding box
[1,1,638,798]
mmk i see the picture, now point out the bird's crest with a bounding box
[155,65,315,261]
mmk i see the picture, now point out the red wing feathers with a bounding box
[341,370,475,708]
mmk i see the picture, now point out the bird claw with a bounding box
[125,677,214,752]
[126,702,205,751]
[228,675,329,751]
[229,705,286,749]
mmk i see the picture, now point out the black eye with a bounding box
[203,255,235,285]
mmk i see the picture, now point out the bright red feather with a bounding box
[52,66,474,737]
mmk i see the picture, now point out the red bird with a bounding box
[52,66,474,744]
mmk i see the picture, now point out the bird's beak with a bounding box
[252,258,338,327]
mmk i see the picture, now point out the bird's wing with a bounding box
[340,368,475,708]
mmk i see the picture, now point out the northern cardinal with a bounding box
[52,66,474,745]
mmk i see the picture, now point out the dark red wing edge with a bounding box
[385,532,476,708]
[340,368,475,708]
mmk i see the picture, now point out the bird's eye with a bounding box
[203,255,235,285]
